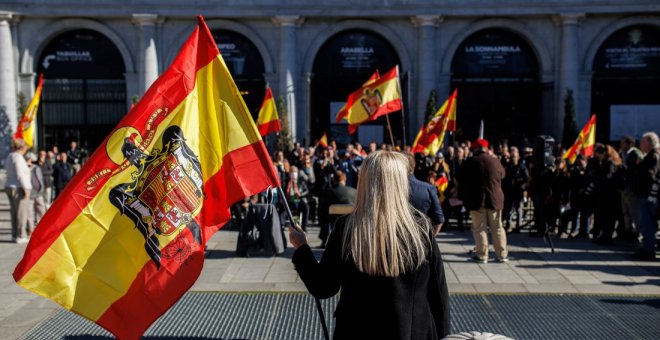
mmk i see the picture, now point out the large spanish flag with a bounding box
[14,73,44,148]
[13,16,279,340]
[256,85,280,136]
[336,66,402,134]
[562,114,596,163]
[411,89,457,155]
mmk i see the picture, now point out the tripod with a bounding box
[528,191,556,253]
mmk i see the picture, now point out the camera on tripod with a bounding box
[533,135,555,172]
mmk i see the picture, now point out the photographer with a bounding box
[528,151,555,237]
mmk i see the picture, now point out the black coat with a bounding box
[319,184,357,223]
[292,218,450,340]
[53,161,72,190]
[40,160,54,188]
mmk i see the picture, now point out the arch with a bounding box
[303,20,412,77]
[583,16,660,73]
[164,19,274,74]
[21,18,134,75]
[441,18,552,75]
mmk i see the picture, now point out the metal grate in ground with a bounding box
[20,293,660,340]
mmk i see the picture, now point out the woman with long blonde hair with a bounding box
[290,150,450,339]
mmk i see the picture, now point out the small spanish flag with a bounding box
[435,174,449,203]
[13,16,279,340]
[412,89,457,156]
[256,85,280,136]
[563,114,596,163]
[319,131,328,149]
[336,66,402,134]
[14,74,44,148]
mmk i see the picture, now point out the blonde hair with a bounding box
[11,138,26,151]
[342,151,432,277]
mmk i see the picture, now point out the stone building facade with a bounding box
[0,0,659,155]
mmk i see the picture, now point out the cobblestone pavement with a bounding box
[1,176,659,339]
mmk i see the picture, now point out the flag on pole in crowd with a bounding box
[562,114,596,163]
[256,85,281,136]
[411,89,458,155]
[335,66,403,134]
[13,16,280,340]
[14,74,44,148]
[319,131,328,149]
[335,69,380,123]
[478,119,484,139]
[434,174,449,202]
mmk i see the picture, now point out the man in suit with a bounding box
[458,138,508,263]
[318,170,356,247]
[406,153,445,235]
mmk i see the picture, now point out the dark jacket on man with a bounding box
[53,161,72,193]
[633,148,660,197]
[293,217,450,340]
[457,150,505,211]
[409,176,445,226]
[318,184,357,242]
[40,160,54,189]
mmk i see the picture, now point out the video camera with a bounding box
[533,135,555,171]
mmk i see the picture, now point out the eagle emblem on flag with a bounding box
[361,88,383,116]
[109,125,204,268]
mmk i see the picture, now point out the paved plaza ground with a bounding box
[1,182,659,339]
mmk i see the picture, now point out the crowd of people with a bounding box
[3,139,88,243]
[251,132,660,261]
[4,131,659,261]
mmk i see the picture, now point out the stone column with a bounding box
[273,15,302,142]
[0,12,17,133]
[412,15,441,140]
[556,13,583,138]
[132,14,159,95]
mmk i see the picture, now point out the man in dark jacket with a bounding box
[458,139,508,263]
[53,151,73,197]
[405,153,445,234]
[318,170,357,246]
[502,146,529,232]
[632,132,660,260]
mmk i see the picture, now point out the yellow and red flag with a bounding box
[562,114,596,163]
[14,73,44,148]
[256,85,280,136]
[411,89,457,155]
[318,131,328,149]
[335,69,380,123]
[336,66,402,134]
[435,174,449,202]
[13,16,279,340]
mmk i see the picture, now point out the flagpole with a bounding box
[400,69,408,148]
[385,114,396,147]
[277,186,331,340]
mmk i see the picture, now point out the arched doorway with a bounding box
[37,29,126,151]
[212,30,266,119]
[310,29,402,146]
[592,25,660,142]
[450,28,541,146]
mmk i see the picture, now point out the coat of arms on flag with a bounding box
[361,88,383,116]
[109,126,204,268]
